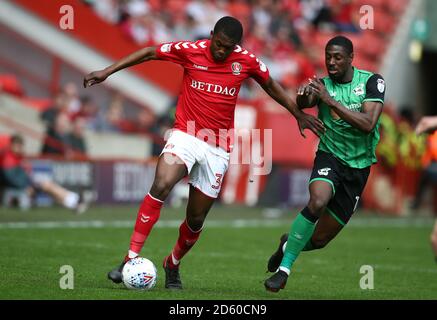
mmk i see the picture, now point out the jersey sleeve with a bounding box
[363,74,385,104]
[155,41,191,66]
[249,57,270,85]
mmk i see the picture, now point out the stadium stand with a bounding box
[2,0,427,212]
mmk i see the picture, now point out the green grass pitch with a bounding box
[0,205,436,300]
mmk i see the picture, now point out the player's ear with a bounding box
[210,30,214,39]
[349,52,354,63]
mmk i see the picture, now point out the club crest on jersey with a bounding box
[377,79,385,93]
[353,83,364,96]
[231,62,242,75]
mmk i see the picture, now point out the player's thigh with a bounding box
[311,210,344,247]
[326,166,370,226]
[189,147,229,200]
[186,184,216,219]
[153,131,197,193]
[308,150,341,211]
[152,154,188,193]
[308,180,335,210]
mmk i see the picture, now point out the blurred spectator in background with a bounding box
[411,120,437,210]
[41,112,71,157]
[173,13,198,41]
[330,0,360,33]
[413,116,437,264]
[62,82,82,114]
[66,117,88,157]
[134,109,155,134]
[40,91,68,130]
[300,0,333,30]
[0,134,88,213]
[95,93,125,132]
[72,96,99,126]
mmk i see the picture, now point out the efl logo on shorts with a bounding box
[231,62,242,75]
[318,168,331,176]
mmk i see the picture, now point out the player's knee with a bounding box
[308,197,328,215]
[150,178,175,199]
[186,215,205,232]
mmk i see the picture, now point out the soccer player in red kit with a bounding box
[84,16,324,289]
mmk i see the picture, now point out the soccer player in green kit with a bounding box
[264,36,386,292]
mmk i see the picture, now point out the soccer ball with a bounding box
[122,257,157,290]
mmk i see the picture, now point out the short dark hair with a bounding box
[326,36,353,55]
[213,16,243,43]
[10,134,24,145]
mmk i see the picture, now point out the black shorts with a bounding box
[309,150,371,226]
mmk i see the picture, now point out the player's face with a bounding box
[210,32,238,62]
[325,45,353,81]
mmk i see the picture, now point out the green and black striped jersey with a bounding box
[317,67,385,168]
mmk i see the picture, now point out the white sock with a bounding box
[63,192,79,209]
[128,250,138,259]
[279,266,290,276]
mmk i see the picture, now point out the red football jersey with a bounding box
[155,39,270,152]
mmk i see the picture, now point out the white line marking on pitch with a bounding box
[0,218,433,229]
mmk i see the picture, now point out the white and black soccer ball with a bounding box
[122,257,157,290]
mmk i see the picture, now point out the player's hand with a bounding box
[308,76,331,104]
[415,116,437,135]
[296,112,325,138]
[297,84,313,96]
[83,70,109,88]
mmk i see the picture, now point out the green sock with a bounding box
[280,212,316,272]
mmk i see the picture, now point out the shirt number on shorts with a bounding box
[212,173,223,190]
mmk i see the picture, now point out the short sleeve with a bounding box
[364,74,385,104]
[155,42,190,66]
[249,58,270,85]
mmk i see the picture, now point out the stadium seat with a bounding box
[20,98,52,112]
[0,74,24,97]
[0,134,10,149]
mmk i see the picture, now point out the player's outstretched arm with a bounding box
[260,76,325,137]
[83,47,158,88]
[415,116,437,135]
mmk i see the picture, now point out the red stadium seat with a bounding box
[0,74,24,97]
[0,134,10,150]
[20,97,52,112]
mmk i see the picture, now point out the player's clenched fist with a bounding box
[83,70,109,88]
